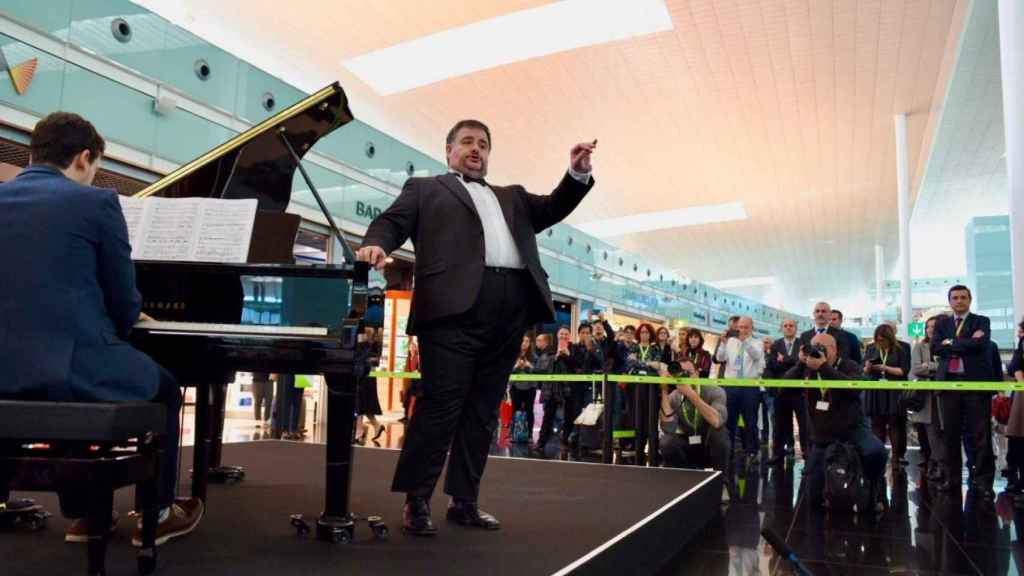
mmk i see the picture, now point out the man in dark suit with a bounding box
[931,285,994,500]
[766,318,808,465]
[800,301,851,360]
[358,119,595,536]
[0,112,201,544]
[830,309,863,364]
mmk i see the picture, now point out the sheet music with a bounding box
[192,198,258,262]
[118,196,146,259]
[118,196,258,263]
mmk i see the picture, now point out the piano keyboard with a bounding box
[134,320,329,338]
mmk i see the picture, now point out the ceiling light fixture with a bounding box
[343,0,674,95]
[575,202,747,238]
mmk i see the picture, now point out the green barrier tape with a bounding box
[369,371,600,383]
[369,371,421,379]
[612,430,636,439]
[368,371,1023,393]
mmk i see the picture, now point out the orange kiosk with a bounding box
[380,290,413,411]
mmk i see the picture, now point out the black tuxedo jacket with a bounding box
[362,172,592,334]
[931,312,992,381]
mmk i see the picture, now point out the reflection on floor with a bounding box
[208,411,1024,576]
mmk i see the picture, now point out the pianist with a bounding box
[358,119,595,536]
[0,112,202,546]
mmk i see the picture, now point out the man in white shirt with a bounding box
[715,316,765,466]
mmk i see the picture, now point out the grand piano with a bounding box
[129,82,376,542]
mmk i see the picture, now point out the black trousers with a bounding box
[392,269,529,500]
[537,393,560,446]
[562,383,592,443]
[940,390,994,487]
[659,427,730,472]
[772,391,809,458]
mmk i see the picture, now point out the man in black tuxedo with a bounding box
[766,318,808,465]
[829,309,863,364]
[358,120,595,536]
[931,285,995,500]
[800,301,850,360]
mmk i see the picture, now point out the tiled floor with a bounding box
[206,409,1024,576]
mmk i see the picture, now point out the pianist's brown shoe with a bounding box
[131,497,204,547]
[65,510,119,543]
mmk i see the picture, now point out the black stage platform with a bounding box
[1,442,720,576]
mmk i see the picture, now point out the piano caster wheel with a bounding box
[206,466,246,485]
[290,514,311,537]
[316,515,354,544]
[369,519,389,541]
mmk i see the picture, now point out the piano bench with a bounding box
[0,400,166,576]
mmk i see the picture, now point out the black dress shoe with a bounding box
[446,500,501,530]
[402,497,437,536]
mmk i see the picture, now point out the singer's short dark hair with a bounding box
[832,309,844,320]
[948,284,972,301]
[30,112,105,169]
[446,119,491,147]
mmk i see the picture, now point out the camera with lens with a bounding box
[802,343,827,360]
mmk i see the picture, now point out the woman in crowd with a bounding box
[563,323,605,448]
[672,327,689,360]
[910,316,940,476]
[355,326,385,443]
[677,328,713,379]
[656,327,673,365]
[509,335,537,444]
[864,323,911,469]
[1004,319,1024,494]
[536,327,569,448]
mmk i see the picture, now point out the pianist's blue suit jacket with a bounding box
[0,165,160,402]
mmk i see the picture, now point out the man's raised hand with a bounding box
[570,140,597,173]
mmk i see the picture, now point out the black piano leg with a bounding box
[191,380,211,502]
[207,382,245,484]
[290,371,386,544]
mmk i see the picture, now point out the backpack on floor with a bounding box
[512,410,530,444]
[823,442,872,514]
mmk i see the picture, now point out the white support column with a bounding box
[895,114,913,332]
[875,244,885,325]
[999,0,1024,325]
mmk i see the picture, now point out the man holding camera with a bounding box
[783,333,886,510]
[658,361,729,477]
[715,316,765,467]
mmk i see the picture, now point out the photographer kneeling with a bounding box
[783,333,887,512]
[657,360,729,479]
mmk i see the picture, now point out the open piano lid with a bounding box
[130,82,368,325]
[132,82,352,213]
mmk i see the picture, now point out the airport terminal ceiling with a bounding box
[133,0,1010,317]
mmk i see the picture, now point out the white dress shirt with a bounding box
[453,168,591,269]
[715,336,765,379]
